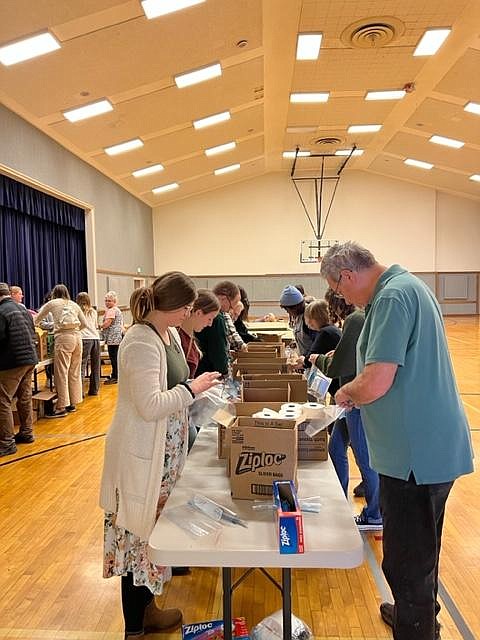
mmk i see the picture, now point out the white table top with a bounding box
[148,427,363,569]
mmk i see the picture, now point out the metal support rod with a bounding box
[223,567,233,640]
[282,568,292,640]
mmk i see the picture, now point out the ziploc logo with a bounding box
[279,517,299,554]
[182,620,224,640]
[235,451,287,475]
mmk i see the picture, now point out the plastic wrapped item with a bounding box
[164,504,222,539]
[189,494,248,528]
[305,365,332,400]
[303,405,345,437]
[189,387,229,425]
[251,610,312,640]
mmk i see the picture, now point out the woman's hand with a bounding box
[309,353,318,364]
[189,371,221,395]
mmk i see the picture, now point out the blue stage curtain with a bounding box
[0,174,87,310]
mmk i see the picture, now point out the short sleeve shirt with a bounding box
[103,306,123,345]
[357,265,473,484]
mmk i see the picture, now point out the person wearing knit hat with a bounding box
[279,285,318,359]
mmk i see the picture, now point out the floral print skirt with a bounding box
[103,411,187,594]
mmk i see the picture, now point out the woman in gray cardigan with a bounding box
[100,272,220,639]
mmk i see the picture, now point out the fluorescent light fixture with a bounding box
[214,163,240,176]
[365,90,406,101]
[0,31,60,66]
[286,126,317,133]
[141,0,204,19]
[152,182,179,194]
[404,158,433,170]
[429,134,464,149]
[132,163,164,178]
[290,92,329,103]
[335,149,364,156]
[193,110,231,130]
[413,28,451,56]
[464,101,480,115]
[348,124,382,133]
[104,138,143,156]
[282,151,311,159]
[469,174,480,183]
[174,62,221,88]
[63,99,113,123]
[296,33,322,60]
[204,141,236,157]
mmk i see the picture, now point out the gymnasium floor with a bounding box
[1,316,478,640]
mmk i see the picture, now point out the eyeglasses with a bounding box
[183,304,193,312]
[333,274,343,298]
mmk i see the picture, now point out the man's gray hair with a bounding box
[320,241,376,281]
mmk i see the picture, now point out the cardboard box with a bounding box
[232,361,287,377]
[241,373,303,381]
[241,386,290,403]
[297,422,328,460]
[241,378,307,402]
[258,333,284,342]
[247,343,284,356]
[35,328,49,361]
[229,416,298,499]
[182,619,225,640]
[273,480,304,554]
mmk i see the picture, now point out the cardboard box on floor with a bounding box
[214,398,328,462]
[229,416,298,500]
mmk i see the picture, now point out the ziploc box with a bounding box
[182,620,225,640]
[273,480,304,554]
[229,416,298,499]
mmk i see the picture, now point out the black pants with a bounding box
[380,473,453,640]
[121,572,153,634]
[81,339,100,394]
[107,344,119,380]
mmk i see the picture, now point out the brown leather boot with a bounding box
[144,599,183,632]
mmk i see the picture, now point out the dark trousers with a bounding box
[121,572,153,634]
[107,344,119,380]
[81,339,100,394]
[380,473,453,639]
[0,364,35,448]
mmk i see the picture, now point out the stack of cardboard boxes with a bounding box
[214,343,329,500]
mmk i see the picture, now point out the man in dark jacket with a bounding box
[0,282,38,456]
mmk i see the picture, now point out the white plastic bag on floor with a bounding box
[251,610,312,640]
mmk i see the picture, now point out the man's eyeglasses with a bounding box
[333,274,343,298]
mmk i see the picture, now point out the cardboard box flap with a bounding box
[212,407,237,428]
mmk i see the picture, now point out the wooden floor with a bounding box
[1,316,479,640]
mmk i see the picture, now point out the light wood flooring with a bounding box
[1,316,479,640]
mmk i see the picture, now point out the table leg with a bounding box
[282,568,292,640]
[222,567,233,640]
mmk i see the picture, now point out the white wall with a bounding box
[154,170,479,275]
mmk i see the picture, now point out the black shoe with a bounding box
[45,410,67,419]
[0,443,17,457]
[14,432,35,444]
[65,405,76,412]
[104,378,118,385]
[88,391,99,396]
[353,481,365,497]
[380,602,441,639]
[171,567,191,576]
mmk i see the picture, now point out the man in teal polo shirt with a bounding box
[320,241,473,640]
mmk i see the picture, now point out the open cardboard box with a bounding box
[229,416,298,500]
[232,361,288,377]
[241,386,290,403]
[241,378,307,402]
[246,343,284,356]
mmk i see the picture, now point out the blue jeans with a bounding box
[380,473,453,639]
[328,408,381,522]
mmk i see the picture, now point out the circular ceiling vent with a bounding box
[341,16,405,49]
[313,136,342,145]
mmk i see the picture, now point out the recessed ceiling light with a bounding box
[404,158,433,170]
[413,28,451,56]
[0,31,60,66]
[214,163,240,176]
[104,138,143,156]
[335,149,364,156]
[282,151,311,159]
[141,0,204,19]
[63,99,113,123]
[193,110,231,129]
[152,182,179,194]
[464,101,480,115]
[347,124,382,133]
[296,33,322,60]
[365,90,406,101]
[286,126,317,133]
[469,174,480,183]
[429,134,464,149]
[174,62,221,88]
[132,163,164,178]
[205,141,236,157]
[290,92,329,103]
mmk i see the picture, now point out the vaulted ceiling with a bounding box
[1,0,480,207]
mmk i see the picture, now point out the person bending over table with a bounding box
[100,272,220,639]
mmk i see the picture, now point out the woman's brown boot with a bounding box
[144,599,183,632]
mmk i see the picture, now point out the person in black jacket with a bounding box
[233,286,260,344]
[0,282,38,456]
[300,300,342,368]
